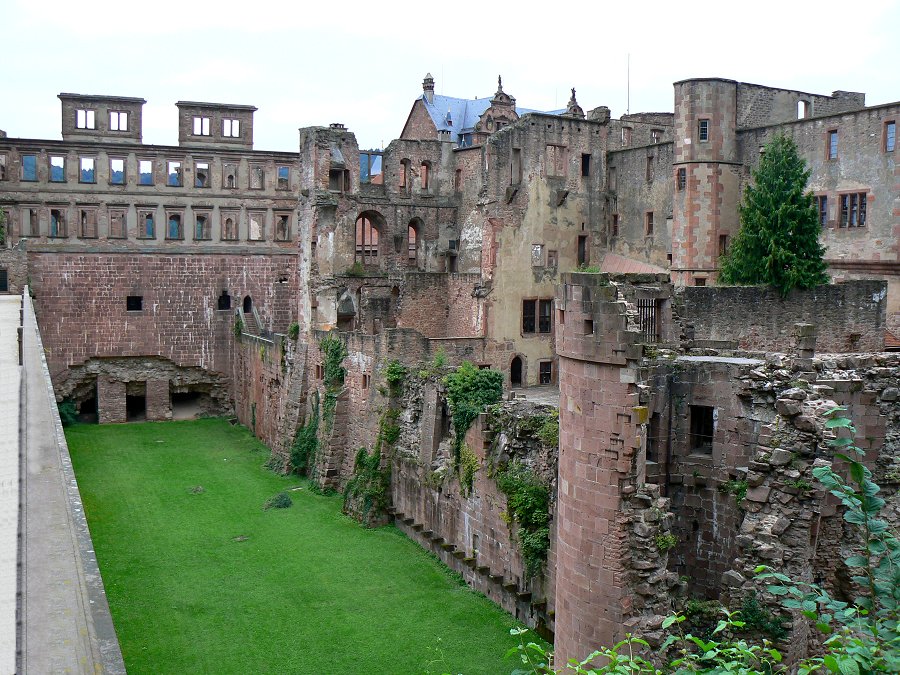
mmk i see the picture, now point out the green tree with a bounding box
[718,135,828,296]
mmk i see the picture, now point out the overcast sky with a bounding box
[4,0,898,152]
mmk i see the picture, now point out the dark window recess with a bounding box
[689,405,714,453]
[510,356,522,386]
[538,299,552,333]
[0,268,8,293]
[676,168,686,191]
[539,361,552,385]
[126,296,143,311]
[522,300,536,333]
[637,299,660,342]
[816,195,828,227]
[580,153,591,177]
[217,291,232,310]
[647,413,661,462]
[577,235,588,266]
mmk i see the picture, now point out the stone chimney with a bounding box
[423,73,435,105]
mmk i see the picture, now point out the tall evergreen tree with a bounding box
[718,134,829,296]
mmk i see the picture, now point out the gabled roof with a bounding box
[420,94,564,137]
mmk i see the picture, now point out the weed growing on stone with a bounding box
[459,443,479,497]
[263,491,293,510]
[287,321,300,340]
[655,533,677,553]
[719,478,749,506]
[495,461,551,577]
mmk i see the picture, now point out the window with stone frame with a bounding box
[79,208,98,238]
[828,130,838,160]
[194,211,212,240]
[885,121,896,153]
[420,161,432,191]
[109,157,126,185]
[193,116,211,136]
[109,111,128,132]
[248,212,265,241]
[21,154,38,182]
[20,207,36,236]
[221,213,239,240]
[166,211,184,239]
[49,208,67,238]
[167,160,182,187]
[274,213,291,241]
[651,128,662,144]
[522,299,553,334]
[538,361,552,385]
[222,163,238,189]
[138,210,155,239]
[698,119,709,142]
[223,118,240,138]
[139,159,154,186]
[50,155,66,182]
[689,405,714,454]
[645,211,654,236]
[277,165,290,190]
[621,127,632,147]
[108,208,127,239]
[194,161,210,188]
[79,157,96,183]
[0,153,7,181]
[676,167,687,191]
[250,165,264,189]
[646,155,653,183]
[839,193,867,228]
[815,195,828,227]
[76,109,96,130]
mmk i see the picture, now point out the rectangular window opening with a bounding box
[50,155,66,182]
[583,319,594,335]
[816,195,828,227]
[538,299,552,333]
[698,119,709,142]
[126,295,143,312]
[250,166,264,190]
[167,161,182,187]
[223,118,241,138]
[676,167,686,191]
[645,212,654,236]
[109,209,126,239]
[139,160,153,185]
[828,130,838,160]
[577,234,589,266]
[689,405,714,454]
[79,209,98,238]
[109,111,128,132]
[76,109,96,130]
[538,361,552,385]
[110,158,125,185]
[718,234,729,257]
[274,214,291,242]
[79,157,96,183]
[195,161,210,188]
[885,121,896,153]
[22,154,37,182]
[277,165,290,190]
[522,299,536,334]
[581,153,591,177]
[637,298,661,343]
[195,213,211,240]
[193,116,211,136]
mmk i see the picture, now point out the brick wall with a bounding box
[0,248,27,294]
[676,281,887,353]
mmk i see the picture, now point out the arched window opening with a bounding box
[408,224,418,263]
[167,213,182,239]
[243,295,252,314]
[355,214,380,261]
[420,161,431,191]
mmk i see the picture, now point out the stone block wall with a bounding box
[97,376,125,424]
[676,281,887,353]
[0,247,27,294]
[145,378,171,421]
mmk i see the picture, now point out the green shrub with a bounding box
[537,410,559,447]
[290,396,320,474]
[288,322,300,340]
[320,335,347,388]
[719,478,749,506]
[384,359,407,393]
[58,399,79,427]
[459,444,479,497]
[443,362,503,455]
[263,491,293,510]
[233,318,244,338]
[495,462,551,577]
[655,533,677,552]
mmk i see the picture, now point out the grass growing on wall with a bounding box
[67,419,536,675]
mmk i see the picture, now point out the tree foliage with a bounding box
[718,135,828,296]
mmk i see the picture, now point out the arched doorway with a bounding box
[243,295,252,314]
[510,356,523,387]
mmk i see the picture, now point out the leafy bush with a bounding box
[496,462,551,577]
[537,410,559,447]
[459,443,479,497]
[263,491,293,510]
[443,362,503,454]
[655,533,677,552]
[288,322,300,340]
[58,399,79,427]
[384,359,407,392]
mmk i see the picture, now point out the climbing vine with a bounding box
[290,394,319,474]
[443,361,503,457]
[319,335,347,432]
[495,462,551,577]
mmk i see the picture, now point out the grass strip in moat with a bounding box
[68,418,537,674]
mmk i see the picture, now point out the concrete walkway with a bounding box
[2,291,125,674]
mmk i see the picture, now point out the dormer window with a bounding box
[76,109,96,130]
[109,111,128,132]
[193,116,211,136]
[223,119,241,138]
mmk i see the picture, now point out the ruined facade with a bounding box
[1,74,898,666]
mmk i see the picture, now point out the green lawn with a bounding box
[67,419,534,674]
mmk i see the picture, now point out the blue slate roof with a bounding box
[420,94,564,143]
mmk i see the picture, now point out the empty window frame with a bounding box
[21,154,38,181]
[608,166,617,191]
[138,159,154,185]
[646,155,653,182]
[109,111,128,131]
[522,299,552,334]
[222,162,238,188]
[645,211,654,236]
[650,128,662,144]
[408,224,418,260]
[359,151,382,185]
[621,127,632,146]
[0,154,7,180]
[0,268,7,293]
[538,361,552,385]
[718,234,729,257]
[581,153,591,177]
[250,165,264,189]
[399,159,410,191]
[355,216,379,259]
[689,405,714,453]
[79,208,98,238]
[538,299,552,333]
[611,214,619,237]
[274,213,291,241]
[698,119,709,142]
[79,157,96,183]
[194,161,210,188]
[248,212,264,241]
[166,212,183,239]
[221,213,239,240]
[19,207,35,236]
[676,167,687,191]
[109,157,126,185]
[839,193,867,227]
[222,118,241,137]
[816,195,828,227]
[109,208,127,238]
[547,249,558,268]
[577,234,589,265]
[192,116,211,136]
[511,148,522,184]
[828,130,838,160]
[49,208,66,237]
[50,155,66,182]
[637,298,661,342]
[126,295,143,311]
[138,210,155,239]
[277,165,290,190]
[886,121,896,153]
[454,169,462,193]
[420,161,431,191]
[167,161,182,186]
[76,109,96,130]
[194,211,211,240]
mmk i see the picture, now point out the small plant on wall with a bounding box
[495,462,551,577]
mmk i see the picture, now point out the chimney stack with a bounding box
[423,73,435,105]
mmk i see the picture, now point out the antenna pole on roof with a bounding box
[627,53,630,116]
